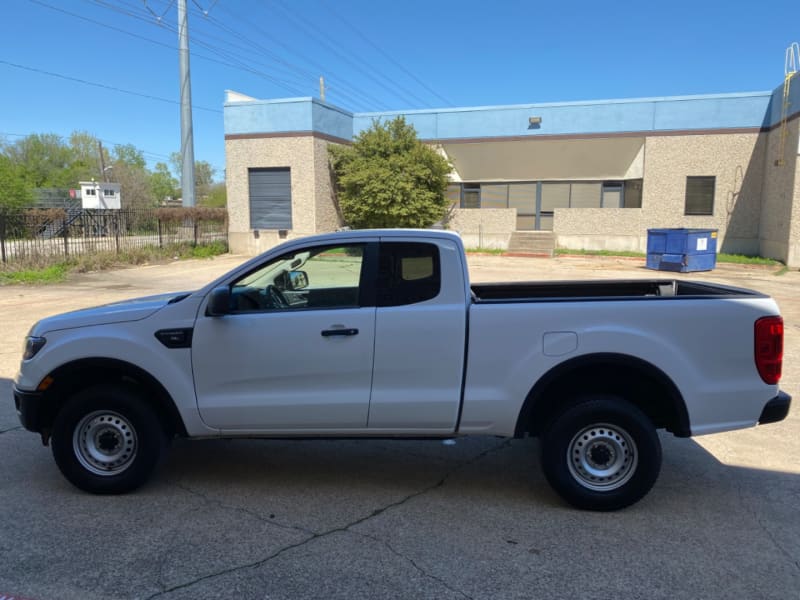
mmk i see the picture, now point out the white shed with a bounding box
[79,180,121,209]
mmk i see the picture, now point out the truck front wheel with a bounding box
[51,384,166,494]
[541,396,661,511]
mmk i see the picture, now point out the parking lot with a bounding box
[1,253,798,600]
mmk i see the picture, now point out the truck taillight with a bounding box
[755,316,783,384]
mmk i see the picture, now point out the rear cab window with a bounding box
[377,242,441,306]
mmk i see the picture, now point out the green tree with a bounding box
[328,117,452,229]
[110,144,151,207]
[68,131,105,182]
[113,144,147,169]
[3,133,74,188]
[0,155,33,209]
[170,152,216,197]
[194,160,215,197]
[150,162,178,204]
[200,181,227,207]
[114,161,155,208]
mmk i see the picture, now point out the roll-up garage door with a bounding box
[248,168,292,229]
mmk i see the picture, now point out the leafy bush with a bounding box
[329,117,452,229]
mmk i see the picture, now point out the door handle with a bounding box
[321,328,359,337]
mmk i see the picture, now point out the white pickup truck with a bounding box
[14,229,790,510]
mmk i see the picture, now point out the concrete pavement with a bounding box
[0,253,797,599]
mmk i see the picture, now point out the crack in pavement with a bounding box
[736,481,800,573]
[169,481,318,537]
[0,426,22,435]
[144,439,512,599]
[356,531,474,600]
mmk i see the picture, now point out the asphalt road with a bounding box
[0,253,798,600]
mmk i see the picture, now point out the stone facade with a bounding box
[555,131,780,256]
[555,209,647,251]
[759,120,800,263]
[226,125,800,264]
[447,208,516,249]
[638,132,765,255]
[225,135,341,255]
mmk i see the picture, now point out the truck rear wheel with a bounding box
[51,384,166,494]
[541,396,661,511]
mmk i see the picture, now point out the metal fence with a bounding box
[0,208,228,264]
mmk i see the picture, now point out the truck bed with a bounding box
[471,279,764,302]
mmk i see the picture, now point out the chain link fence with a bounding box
[0,207,228,265]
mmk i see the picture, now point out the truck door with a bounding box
[368,239,468,432]
[193,241,377,431]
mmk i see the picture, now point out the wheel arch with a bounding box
[37,357,188,439]
[514,353,690,439]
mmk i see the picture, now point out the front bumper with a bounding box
[758,391,792,425]
[13,387,46,433]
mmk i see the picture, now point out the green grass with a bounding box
[0,241,229,286]
[715,253,781,266]
[173,240,228,259]
[465,247,508,255]
[774,265,790,276]
[556,248,782,266]
[555,248,645,258]
[0,264,69,285]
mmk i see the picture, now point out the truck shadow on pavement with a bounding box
[157,431,800,515]
[2,376,798,600]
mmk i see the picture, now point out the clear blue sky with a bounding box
[0,0,797,179]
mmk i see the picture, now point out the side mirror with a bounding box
[206,286,231,316]
[288,270,308,290]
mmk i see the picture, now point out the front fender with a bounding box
[16,321,216,437]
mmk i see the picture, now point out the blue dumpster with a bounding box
[646,228,718,272]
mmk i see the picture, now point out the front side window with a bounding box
[377,242,441,307]
[685,176,715,215]
[230,244,366,312]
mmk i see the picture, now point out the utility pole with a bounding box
[97,140,108,182]
[319,76,326,102]
[178,0,196,207]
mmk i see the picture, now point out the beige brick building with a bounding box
[224,82,800,265]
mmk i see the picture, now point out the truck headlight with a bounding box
[23,336,46,360]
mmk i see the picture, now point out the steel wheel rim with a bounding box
[73,410,138,476]
[567,423,637,491]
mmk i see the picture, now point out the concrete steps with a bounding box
[507,231,555,257]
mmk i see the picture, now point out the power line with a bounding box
[141,0,385,109]
[0,59,222,113]
[140,0,316,87]
[39,0,314,94]
[88,0,394,110]
[211,3,389,110]
[27,0,282,78]
[269,0,433,108]
[319,1,454,107]
[117,0,386,110]
[143,0,174,21]
[84,0,315,97]
[195,9,380,109]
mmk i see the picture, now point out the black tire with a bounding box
[541,395,661,511]
[51,384,167,494]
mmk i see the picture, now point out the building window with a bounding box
[445,184,461,208]
[248,167,292,229]
[461,184,480,209]
[600,183,622,208]
[85,188,96,196]
[104,189,115,196]
[685,176,715,216]
[623,179,643,208]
